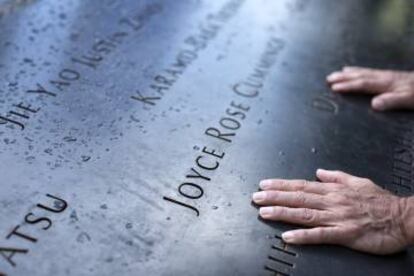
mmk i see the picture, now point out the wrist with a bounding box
[399,196,414,246]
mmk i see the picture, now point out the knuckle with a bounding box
[268,191,277,201]
[340,206,355,218]
[354,177,373,187]
[331,176,340,183]
[316,228,326,239]
[301,208,315,222]
[345,225,360,237]
[297,180,307,190]
[279,180,288,189]
[353,72,363,78]
[295,191,307,205]
[334,171,349,183]
[356,79,366,87]
[269,179,279,188]
[298,230,309,241]
[330,194,346,205]
[329,183,343,191]
[317,228,337,243]
[278,207,287,217]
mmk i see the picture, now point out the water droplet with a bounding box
[81,155,91,162]
[76,232,91,243]
[63,136,77,142]
[125,222,133,229]
[70,210,78,221]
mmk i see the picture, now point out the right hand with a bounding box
[253,169,414,255]
[326,66,414,111]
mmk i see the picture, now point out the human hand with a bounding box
[252,169,414,254]
[327,66,414,111]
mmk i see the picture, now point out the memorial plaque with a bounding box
[1,0,414,275]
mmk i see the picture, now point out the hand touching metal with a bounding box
[253,169,414,255]
[327,67,414,111]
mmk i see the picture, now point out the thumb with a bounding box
[371,92,413,111]
[316,169,352,184]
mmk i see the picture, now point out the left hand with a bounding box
[252,169,412,254]
[326,66,414,111]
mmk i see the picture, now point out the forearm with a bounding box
[400,196,414,246]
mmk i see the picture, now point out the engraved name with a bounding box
[0,3,162,131]
[0,194,68,273]
[130,0,245,108]
[391,118,413,194]
[163,36,285,216]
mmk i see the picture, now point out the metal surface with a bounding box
[0,0,414,275]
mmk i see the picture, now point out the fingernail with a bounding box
[282,231,294,242]
[259,180,271,189]
[372,98,385,111]
[326,74,333,82]
[259,207,273,218]
[252,192,266,202]
[326,72,339,82]
[331,83,343,91]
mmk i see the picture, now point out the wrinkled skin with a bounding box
[253,169,414,255]
[253,67,414,254]
[327,66,414,111]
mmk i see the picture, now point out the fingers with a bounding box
[316,169,353,184]
[326,71,361,83]
[330,79,387,93]
[252,190,325,209]
[259,179,328,195]
[327,67,378,83]
[342,66,373,73]
[259,170,359,195]
[326,67,392,94]
[259,206,331,226]
[328,67,414,111]
[372,92,414,111]
[282,227,342,245]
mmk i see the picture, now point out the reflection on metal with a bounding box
[0,0,414,275]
